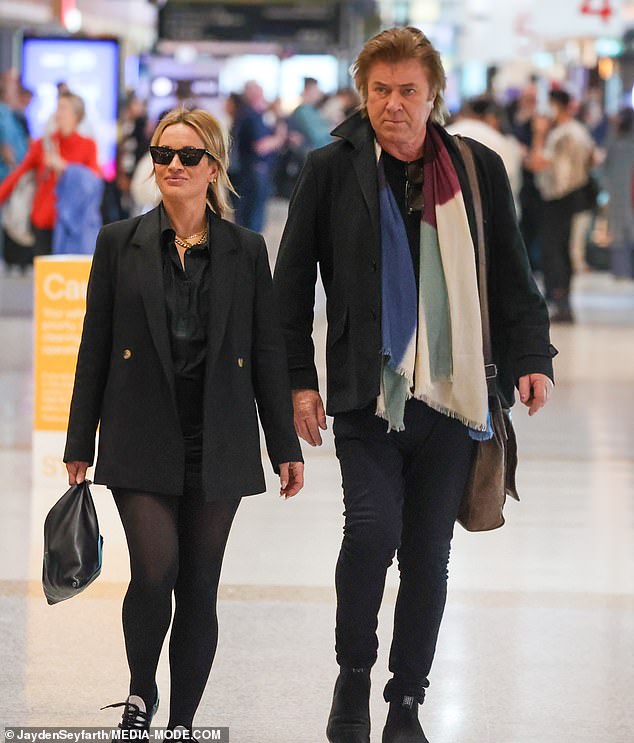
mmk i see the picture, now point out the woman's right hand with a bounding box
[66,461,90,485]
[44,148,67,174]
[279,461,304,499]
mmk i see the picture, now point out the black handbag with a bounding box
[455,137,520,532]
[42,480,103,605]
[575,174,600,214]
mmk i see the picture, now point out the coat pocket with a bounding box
[327,306,348,348]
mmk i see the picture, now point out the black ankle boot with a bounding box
[326,667,371,743]
[382,693,428,743]
[551,303,574,323]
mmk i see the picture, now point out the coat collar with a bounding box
[331,112,381,251]
[205,212,240,376]
[331,110,375,150]
[131,206,175,404]
[130,205,240,405]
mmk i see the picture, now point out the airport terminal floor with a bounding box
[0,200,633,742]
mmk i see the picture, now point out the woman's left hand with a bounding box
[279,461,304,499]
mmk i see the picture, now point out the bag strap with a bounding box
[454,136,497,394]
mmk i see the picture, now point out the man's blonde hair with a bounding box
[151,107,236,217]
[351,26,448,125]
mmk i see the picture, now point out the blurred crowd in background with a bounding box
[1,60,633,324]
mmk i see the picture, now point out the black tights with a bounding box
[112,488,240,728]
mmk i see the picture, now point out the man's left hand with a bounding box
[518,373,553,416]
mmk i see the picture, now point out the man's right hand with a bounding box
[66,461,90,485]
[292,389,327,447]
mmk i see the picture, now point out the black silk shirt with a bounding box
[159,206,210,440]
[382,149,422,282]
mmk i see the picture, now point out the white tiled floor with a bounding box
[1,206,633,741]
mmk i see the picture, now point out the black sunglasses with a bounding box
[406,160,424,214]
[150,145,214,166]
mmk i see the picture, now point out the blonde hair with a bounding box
[150,107,236,218]
[58,91,86,123]
[351,26,448,125]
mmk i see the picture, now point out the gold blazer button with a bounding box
[123,349,132,360]
[237,357,244,368]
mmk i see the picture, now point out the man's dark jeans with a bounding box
[333,399,474,697]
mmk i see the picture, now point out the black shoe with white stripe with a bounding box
[101,688,160,732]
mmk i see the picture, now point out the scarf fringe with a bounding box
[382,357,414,385]
[374,402,406,433]
[375,390,486,434]
[411,392,488,433]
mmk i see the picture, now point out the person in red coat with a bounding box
[0,90,100,256]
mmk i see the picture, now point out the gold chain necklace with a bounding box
[174,228,208,251]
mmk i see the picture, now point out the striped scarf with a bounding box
[376,125,490,438]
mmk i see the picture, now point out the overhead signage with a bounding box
[159,1,342,49]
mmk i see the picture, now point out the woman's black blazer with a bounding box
[64,206,302,501]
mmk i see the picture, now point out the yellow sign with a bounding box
[33,255,92,431]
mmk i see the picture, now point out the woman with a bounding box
[0,91,100,256]
[63,108,304,732]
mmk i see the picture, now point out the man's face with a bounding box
[303,82,321,105]
[244,81,265,110]
[365,59,435,152]
[549,100,567,123]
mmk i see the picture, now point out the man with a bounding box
[0,73,31,270]
[509,80,544,271]
[446,96,523,207]
[13,85,34,140]
[0,74,29,182]
[274,27,556,743]
[234,80,287,232]
[288,76,333,152]
[527,89,596,322]
[604,108,634,278]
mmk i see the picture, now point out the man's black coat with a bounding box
[64,206,302,500]
[273,113,557,413]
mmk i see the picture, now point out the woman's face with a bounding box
[154,123,219,204]
[55,97,80,135]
